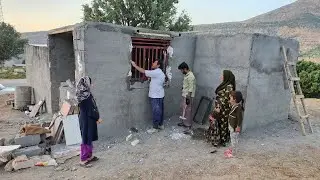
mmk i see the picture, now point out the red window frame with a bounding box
[131,37,170,82]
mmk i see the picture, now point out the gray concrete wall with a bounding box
[25,45,52,112]
[81,23,194,138]
[193,23,279,37]
[48,32,76,113]
[192,33,298,131]
[83,24,150,138]
[243,34,299,131]
[73,26,86,81]
[164,34,196,118]
[193,34,253,122]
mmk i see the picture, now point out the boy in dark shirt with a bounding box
[225,91,244,157]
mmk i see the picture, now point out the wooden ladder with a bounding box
[281,46,313,136]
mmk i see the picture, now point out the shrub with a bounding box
[297,61,320,98]
[301,45,320,59]
[0,67,26,79]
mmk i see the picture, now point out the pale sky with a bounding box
[2,0,296,32]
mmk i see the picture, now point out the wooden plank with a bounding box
[287,62,296,66]
[49,115,64,140]
[52,122,64,145]
[290,77,300,81]
[29,100,45,118]
[300,98,313,133]
[295,95,305,99]
[60,101,72,117]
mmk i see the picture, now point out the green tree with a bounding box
[297,61,320,98]
[83,0,192,31]
[0,22,28,65]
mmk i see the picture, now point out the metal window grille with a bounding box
[131,37,170,82]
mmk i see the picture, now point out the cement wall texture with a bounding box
[25,22,299,139]
[25,45,52,113]
[192,33,299,131]
[193,22,280,37]
[193,34,252,102]
[165,34,196,118]
[243,34,299,131]
[81,23,194,138]
[84,24,141,138]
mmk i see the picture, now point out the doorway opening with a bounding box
[48,31,75,112]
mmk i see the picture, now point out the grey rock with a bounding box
[0,138,6,146]
[131,139,140,146]
[13,146,43,157]
[14,134,41,148]
[4,160,14,172]
[55,167,64,171]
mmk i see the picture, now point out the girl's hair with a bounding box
[230,91,245,111]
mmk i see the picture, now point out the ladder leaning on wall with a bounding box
[281,46,313,136]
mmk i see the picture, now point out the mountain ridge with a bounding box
[193,0,320,56]
[22,0,320,59]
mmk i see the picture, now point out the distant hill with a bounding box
[21,31,48,45]
[244,0,320,24]
[194,0,320,62]
[3,31,48,67]
[20,0,320,63]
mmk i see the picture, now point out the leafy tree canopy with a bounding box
[83,0,192,32]
[0,22,28,64]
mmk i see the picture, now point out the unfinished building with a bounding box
[25,22,299,138]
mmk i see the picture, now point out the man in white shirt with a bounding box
[131,58,165,134]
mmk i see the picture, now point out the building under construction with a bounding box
[25,22,299,138]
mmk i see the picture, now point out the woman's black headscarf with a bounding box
[215,70,236,94]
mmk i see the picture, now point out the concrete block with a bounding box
[14,135,41,148]
[13,146,43,158]
[4,159,14,172]
[0,145,20,162]
[126,134,133,142]
[131,139,140,146]
[75,40,84,51]
[12,155,33,171]
[14,86,32,110]
[51,144,80,164]
[0,138,5,146]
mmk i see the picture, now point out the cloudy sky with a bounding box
[2,0,295,32]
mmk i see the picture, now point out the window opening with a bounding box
[131,37,170,82]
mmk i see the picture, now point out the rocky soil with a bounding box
[0,93,320,180]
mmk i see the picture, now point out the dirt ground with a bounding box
[0,93,320,180]
[0,93,26,138]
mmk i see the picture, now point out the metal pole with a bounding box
[0,0,4,22]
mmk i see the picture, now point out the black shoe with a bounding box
[210,150,217,154]
[213,144,218,147]
[178,123,186,127]
[153,125,160,130]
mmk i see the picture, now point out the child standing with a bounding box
[225,91,244,157]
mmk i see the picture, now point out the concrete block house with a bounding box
[25,22,299,138]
